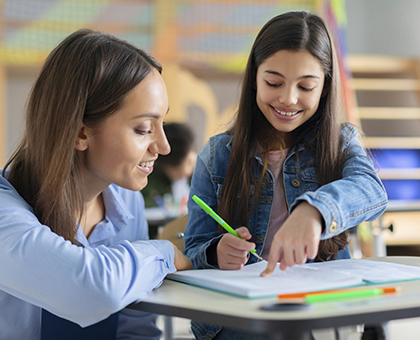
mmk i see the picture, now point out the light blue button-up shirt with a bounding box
[0,171,177,340]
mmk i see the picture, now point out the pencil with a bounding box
[192,195,265,262]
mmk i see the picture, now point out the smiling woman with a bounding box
[77,69,170,195]
[0,29,191,340]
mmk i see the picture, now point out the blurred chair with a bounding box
[157,214,192,340]
[158,214,188,251]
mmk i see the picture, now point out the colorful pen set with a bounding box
[192,195,265,262]
[278,287,399,303]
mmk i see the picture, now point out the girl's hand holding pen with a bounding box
[261,202,323,276]
[217,227,256,270]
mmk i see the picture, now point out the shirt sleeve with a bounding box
[0,181,176,327]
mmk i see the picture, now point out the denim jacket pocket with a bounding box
[300,167,320,192]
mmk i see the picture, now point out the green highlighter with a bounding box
[305,288,386,303]
[192,195,265,262]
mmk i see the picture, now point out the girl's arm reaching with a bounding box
[262,125,388,275]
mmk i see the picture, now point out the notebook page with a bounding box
[167,261,363,298]
[304,259,420,283]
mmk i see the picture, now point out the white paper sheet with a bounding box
[306,259,420,283]
[167,259,420,298]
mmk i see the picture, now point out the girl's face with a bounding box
[78,68,170,195]
[256,49,325,139]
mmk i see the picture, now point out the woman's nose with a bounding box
[153,130,170,156]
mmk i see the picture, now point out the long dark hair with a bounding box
[3,29,162,242]
[218,11,348,261]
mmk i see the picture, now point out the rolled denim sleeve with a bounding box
[183,139,223,269]
[291,125,388,239]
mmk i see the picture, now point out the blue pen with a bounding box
[192,195,265,262]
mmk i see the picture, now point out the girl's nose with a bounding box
[279,87,298,106]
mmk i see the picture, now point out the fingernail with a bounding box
[260,270,272,277]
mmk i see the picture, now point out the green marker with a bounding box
[192,195,265,262]
[305,288,385,303]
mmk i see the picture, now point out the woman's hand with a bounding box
[261,202,322,276]
[172,243,193,271]
[217,227,256,270]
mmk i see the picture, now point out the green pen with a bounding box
[305,288,386,303]
[192,195,265,262]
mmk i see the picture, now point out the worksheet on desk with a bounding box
[167,259,420,298]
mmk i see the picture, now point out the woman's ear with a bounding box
[75,125,89,151]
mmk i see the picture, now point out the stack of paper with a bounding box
[167,259,420,298]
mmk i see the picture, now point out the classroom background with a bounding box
[2,0,420,258]
[2,1,420,338]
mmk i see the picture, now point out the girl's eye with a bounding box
[300,86,314,92]
[266,81,281,87]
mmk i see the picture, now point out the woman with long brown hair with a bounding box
[184,11,387,340]
[0,29,191,339]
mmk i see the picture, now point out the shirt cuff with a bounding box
[146,239,177,273]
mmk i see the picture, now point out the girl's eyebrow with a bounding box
[264,70,320,80]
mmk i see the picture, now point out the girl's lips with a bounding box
[270,106,302,120]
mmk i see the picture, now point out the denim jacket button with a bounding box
[329,221,338,233]
[291,178,300,187]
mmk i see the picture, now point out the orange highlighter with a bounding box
[278,287,399,303]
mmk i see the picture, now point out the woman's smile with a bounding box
[137,160,155,174]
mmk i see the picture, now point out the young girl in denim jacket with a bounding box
[183,11,388,340]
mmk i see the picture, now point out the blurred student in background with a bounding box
[142,122,197,217]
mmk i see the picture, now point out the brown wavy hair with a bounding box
[218,11,349,261]
[3,29,162,242]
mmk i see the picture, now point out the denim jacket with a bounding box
[184,124,388,270]
[183,124,387,339]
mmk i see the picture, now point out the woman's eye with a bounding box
[135,129,150,136]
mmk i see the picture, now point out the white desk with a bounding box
[128,257,420,340]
